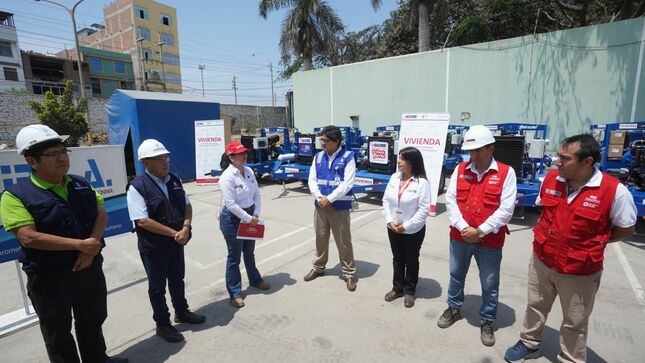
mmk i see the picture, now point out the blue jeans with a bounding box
[219,207,263,299]
[140,248,189,326]
[447,239,503,321]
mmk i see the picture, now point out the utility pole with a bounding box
[269,62,275,107]
[136,37,146,91]
[232,76,238,105]
[198,64,205,97]
[156,41,166,92]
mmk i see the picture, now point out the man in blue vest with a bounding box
[126,139,205,343]
[0,124,127,362]
[303,125,358,291]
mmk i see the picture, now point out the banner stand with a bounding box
[0,262,38,337]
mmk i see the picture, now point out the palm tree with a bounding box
[371,0,436,52]
[259,0,344,71]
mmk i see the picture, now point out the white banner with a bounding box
[194,120,225,185]
[399,113,450,215]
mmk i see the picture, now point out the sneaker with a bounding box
[155,325,184,343]
[480,319,495,346]
[384,290,404,302]
[174,309,206,324]
[437,307,461,328]
[504,340,541,362]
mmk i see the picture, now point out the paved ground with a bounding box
[1,178,644,363]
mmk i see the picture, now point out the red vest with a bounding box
[449,161,511,249]
[533,169,618,275]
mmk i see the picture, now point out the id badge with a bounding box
[393,209,404,224]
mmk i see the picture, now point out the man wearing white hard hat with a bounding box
[438,125,517,347]
[126,139,205,343]
[0,124,128,362]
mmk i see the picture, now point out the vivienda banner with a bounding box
[194,120,225,185]
[0,145,130,264]
[399,113,450,215]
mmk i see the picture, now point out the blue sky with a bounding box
[3,0,400,106]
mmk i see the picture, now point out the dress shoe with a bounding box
[346,276,357,292]
[155,325,184,343]
[253,280,270,290]
[230,297,245,308]
[404,294,415,308]
[384,290,404,302]
[174,309,206,324]
[303,269,324,282]
[105,357,129,363]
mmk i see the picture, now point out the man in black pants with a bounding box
[0,124,127,362]
[126,139,205,343]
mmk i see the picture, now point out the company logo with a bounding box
[299,137,312,143]
[545,188,562,197]
[197,136,222,143]
[403,137,442,146]
[2,159,113,192]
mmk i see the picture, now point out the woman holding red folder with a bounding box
[218,141,269,308]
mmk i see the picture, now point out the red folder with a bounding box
[237,221,265,240]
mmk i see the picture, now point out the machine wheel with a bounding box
[438,170,446,195]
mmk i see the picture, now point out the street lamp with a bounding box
[198,64,205,97]
[35,0,86,97]
[136,37,147,91]
[252,53,275,107]
[156,40,166,92]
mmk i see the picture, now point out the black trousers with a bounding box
[387,226,426,295]
[27,254,108,363]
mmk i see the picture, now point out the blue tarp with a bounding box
[106,90,220,180]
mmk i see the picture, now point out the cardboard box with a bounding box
[610,130,627,145]
[607,145,624,159]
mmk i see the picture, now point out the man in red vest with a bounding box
[505,134,636,363]
[438,125,517,347]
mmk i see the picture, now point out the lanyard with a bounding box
[397,177,414,207]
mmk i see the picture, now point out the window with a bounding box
[138,27,150,41]
[164,72,181,84]
[135,6,148,20]
[160,13,171,26]
[114,61,126,73]
[160,33,174,47]
[0,41,12,57]
[89,57,102,71]
[120,80,134,90]
[142,48,152,60]
[3,67,18,81]
[91,78,101,97]
[162,53,179,65]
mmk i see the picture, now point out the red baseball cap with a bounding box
[225,141,250,156]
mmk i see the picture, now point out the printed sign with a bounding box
[354,177,374,186]
[0,145,130,264]
[298,137,313,156]
[369,141,389,165]
[194,120,225,185]
[399,113,450,215]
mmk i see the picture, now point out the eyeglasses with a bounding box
[40,149,71,158]
[147,155,170,162]
[320,138,336,144]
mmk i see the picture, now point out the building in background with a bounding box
[21,51,91,96]
[78,0,182,94]
[60,46,135,98]
[0,11,27,92]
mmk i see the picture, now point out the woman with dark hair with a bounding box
[218,141,269,308]
[381,146,431,308]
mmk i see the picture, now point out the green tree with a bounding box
[259,0,344,71]
[28,80,89,147]
[372,0,445,52]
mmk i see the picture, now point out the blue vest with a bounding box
[128,173,186,255]
[314,149,355,210]
[7,175,99,272]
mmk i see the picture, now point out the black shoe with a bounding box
[105,357,129,363]
[174,310,206,324]
[437,307,461,328]
[384,290,404,302]
[404,294,415,308]
[304,269,324,282]
[156,325,184,343]
[480,319,495,346]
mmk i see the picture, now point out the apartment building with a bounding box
[0,11,27,92]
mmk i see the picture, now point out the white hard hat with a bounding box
[461,125,496,150]
[16,124,69,155]
[137,139,170,160]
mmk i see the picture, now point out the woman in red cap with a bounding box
[218,141,269,307]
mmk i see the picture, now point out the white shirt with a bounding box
[382,172,431,234]
[535,167,637,228]
[127,170,191,221]
[308,148,356,203]
[446,159,517,235]
[219,164,261,223]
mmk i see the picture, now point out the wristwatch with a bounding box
[477,228,485,238]
[183,224,192,231]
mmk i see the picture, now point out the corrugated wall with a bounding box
[293,17,645,147]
